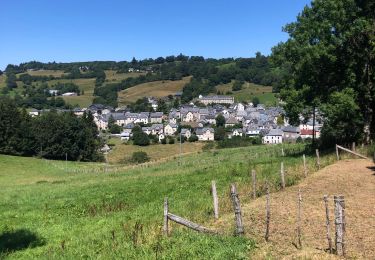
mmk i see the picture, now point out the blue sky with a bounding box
[0,0,311,70]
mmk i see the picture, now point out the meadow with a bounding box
[0,143,337,259]
[216,81,276,105]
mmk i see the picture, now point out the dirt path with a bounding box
[224,159,375,259]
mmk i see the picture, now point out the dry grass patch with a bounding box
[107,138,204,164]
[26,69,68,77]
[118,76,191,104]
[104,70,146,82]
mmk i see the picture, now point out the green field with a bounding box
[0,143,337,259]
[216,81,277,105]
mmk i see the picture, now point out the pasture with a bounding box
[0,143,336,259]
[118,76,191,105]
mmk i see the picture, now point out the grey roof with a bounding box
[200,95,234,100]
[150,112,163,118]
[196,127,214,135]
[266,129,283,136]
[226,117,239,125]
[282,125,300,133]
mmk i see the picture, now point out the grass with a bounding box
[107,138,205,164]
[118,76,191,105]
[26,70,68,77]
[0,143,335,259]
[216,81,277,105]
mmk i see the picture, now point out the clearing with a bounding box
[118,76,191,104]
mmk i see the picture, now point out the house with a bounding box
[49,89,59,96]
[120,131,131,141]
[142,127,152,135]
[134,114,149,124]
[29,109,40,117]
[183,111,195,122]
[151,124,164,135]
[282,126,300,140]
[180,129,192,139]
[62,92,77,96]
[300,129,321,139]
[199,95,234,105]
[196,128,214,141]
[164,123,178,136]
[262,129,283,144]
[125,112,139,125]
[72,108,84,117]
[150,112,163,123]
[232,128,243,137]
[245,126,260,136]
[225,117,239,128]
[158,133,165,142]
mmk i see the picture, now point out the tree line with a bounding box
[0,96,103,161]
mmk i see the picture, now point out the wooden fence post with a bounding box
[252,169,256,199]
[281,147,285,157]
[230,184,244,236]
[323,195,333,254]
[297,189,302,248]
[265,184,270,242]
[316,149,321,170]
[303,154,307,177]
[280,162,285,189]
[163,197,169,236]
[336,145,340,161]
[334,195,346,256]
[352,142,356,152]
[211,181,219,220]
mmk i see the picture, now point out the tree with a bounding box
[214,126,226,141]
[276,115,284,126]
[131,151,150,163]
[6,73,17,89]
[108,116,122,134]
[271,0,375,143]
[320,88,364,147]
[132,126,150,146]
[251,97,260,107]
[215,114,225,127]
[232,80,244,91]
[188,134,198,142]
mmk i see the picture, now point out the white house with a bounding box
[164,123,178,136]
[150,112,163,123]
[196,128,214,141]
[262,129,283,144]
[181,129,192,139]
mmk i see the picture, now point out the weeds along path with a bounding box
[220,159,375,259]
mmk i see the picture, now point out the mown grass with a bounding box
[0,143,337,259]
[118,76,191,105]
[216,81,276,105]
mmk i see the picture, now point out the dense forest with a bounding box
[0,96,103,161]
[2,53,280,107]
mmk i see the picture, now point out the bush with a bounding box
[188,134,198,142]
[131,151,150,164]
[161,138,167,144]
[168,137,175,144]
[133,131,150,146]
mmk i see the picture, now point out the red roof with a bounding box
[300,129,319,135]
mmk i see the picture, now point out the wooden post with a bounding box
[297,189,302,248]
[211,181,219,220]
[230,184,244,235]
[252,169,256,199]
[280,162,285,189]
[303,154,307,177]
[334,195,346,256]
[265,184,270,242]
[281,147,285,157]
[351,142,356,152]
[167,213,216,234]
[323,195,333,254]
[336,145,368,159]
[163,197,169,236]
[316,149,321,170]
[335,145,340,161]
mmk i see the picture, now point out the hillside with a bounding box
[215,81,276,105]
[3,144,371,258]
[118,76,191,105]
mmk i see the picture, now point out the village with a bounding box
[28,94,322,145]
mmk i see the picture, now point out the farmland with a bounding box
[118,76,191,105]
[216,81,276,105]
[0,143,343,259]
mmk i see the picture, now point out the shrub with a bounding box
[161,138,167,144]
[168,137,175,144]
[131,151,150,164]
[188,134,198,142]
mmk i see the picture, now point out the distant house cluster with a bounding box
[28,96,322,145]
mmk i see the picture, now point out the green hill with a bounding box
[0,143,331,259]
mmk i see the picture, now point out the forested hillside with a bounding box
[1,53,280,108]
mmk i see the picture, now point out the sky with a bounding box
[0,0,311,70]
